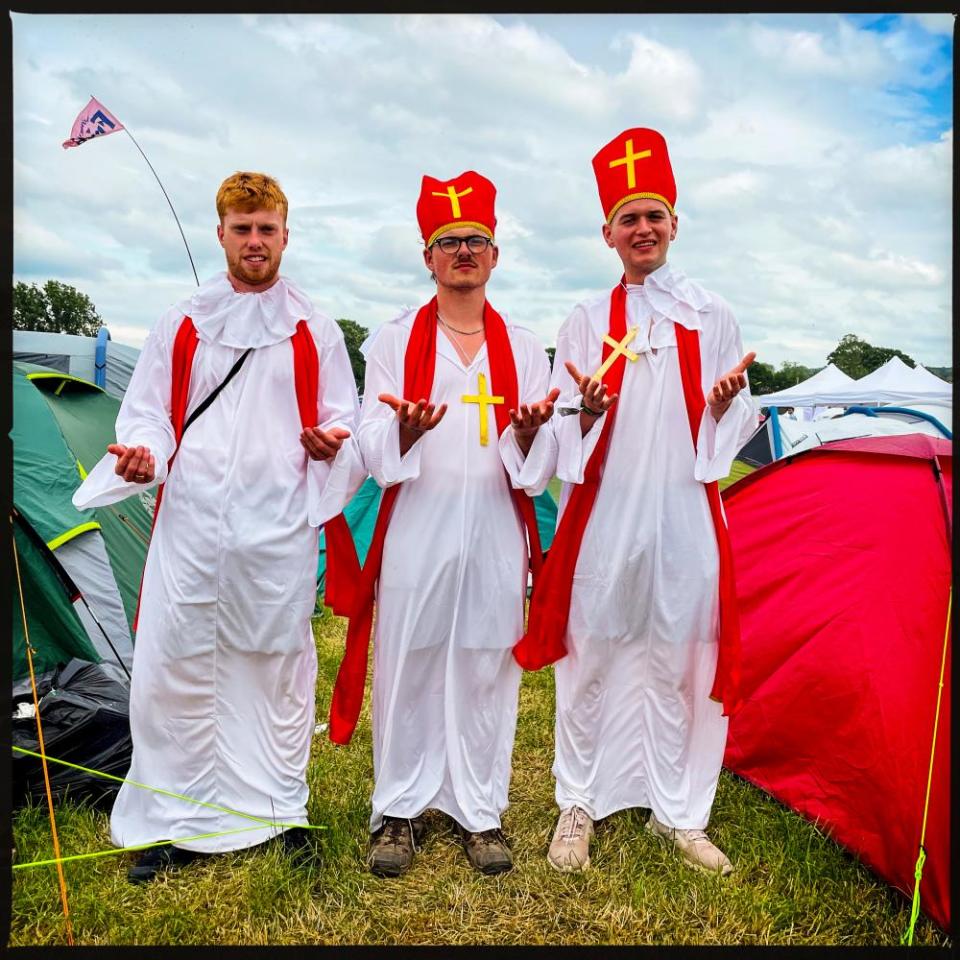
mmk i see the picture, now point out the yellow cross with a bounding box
[461,372,504,447]
[593,326,640,380]
[432,185,474,219]
[608,138,652,190]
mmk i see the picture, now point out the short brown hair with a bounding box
[216,171,288,222]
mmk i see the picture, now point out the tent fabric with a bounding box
[14,329,141,399]
[722,435,951,933]
[757,356,952,407]
[754,362,855,406]
[316,475,559,594]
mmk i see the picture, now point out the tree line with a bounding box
[14,281,951,393]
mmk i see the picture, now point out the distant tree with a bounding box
[336,318,369,393]
[774,362,818,390]
[14,280,102,336]
[545,346,556,369]
[926,366,953,383]
[745,360,777,397]
[827,334,915,379]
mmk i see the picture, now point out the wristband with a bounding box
[581,403,604,417]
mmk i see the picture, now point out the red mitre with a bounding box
[416,171,497,247]
[592,128,676,222]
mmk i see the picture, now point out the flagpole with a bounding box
[120,127,200,287]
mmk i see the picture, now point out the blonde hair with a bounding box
[216,171,288,222]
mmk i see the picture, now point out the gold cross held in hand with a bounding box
[461,372,504,447]
[593,326,640,380]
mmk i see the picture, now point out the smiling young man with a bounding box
[72,171,365,882]
[328,170,559,877]
[513,128,757,876]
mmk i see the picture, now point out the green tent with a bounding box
[11,362,151,683]
[317,476,559,593]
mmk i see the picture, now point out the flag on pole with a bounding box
[62,97,124,149]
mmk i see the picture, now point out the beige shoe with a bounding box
[547,805,595,872]
[645,812,733,876]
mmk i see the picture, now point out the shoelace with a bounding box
[382,817,420,853]
[560,806,589,842]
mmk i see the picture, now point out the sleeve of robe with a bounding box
[71,309,179,510]
[551,304,608,486]
[498,327,557,496]
[306,312,367,527]
[692,296,758,483]
[357,320,425,489]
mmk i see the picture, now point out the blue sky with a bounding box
[11,12,954,368]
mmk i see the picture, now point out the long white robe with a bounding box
[72,273,365,853]
[359,308,551,833]
[519,263,756,830]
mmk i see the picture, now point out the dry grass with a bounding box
[9,612,952,947]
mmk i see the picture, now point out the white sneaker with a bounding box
[547,805,595,872]
[645,812,733,876]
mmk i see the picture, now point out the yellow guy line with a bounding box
[12,524,75,945]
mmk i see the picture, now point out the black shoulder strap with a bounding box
[181,347,252,437]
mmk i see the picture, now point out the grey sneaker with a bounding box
[645,812,733,876]
[457,825,513,875]
[547,805,595,872]
[367,815,425,877]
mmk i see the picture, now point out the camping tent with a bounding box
[722,434,951,933]
[14,328,140,399]
[12,362,152,681]
[756,356,951,408]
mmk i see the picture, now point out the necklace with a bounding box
[438,313,484,336]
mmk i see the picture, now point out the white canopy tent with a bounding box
[756,356,951,408]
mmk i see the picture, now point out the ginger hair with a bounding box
[216,171,288,222]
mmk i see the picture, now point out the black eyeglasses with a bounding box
[432,235,494,255]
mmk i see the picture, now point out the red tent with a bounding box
[722,435,952,934]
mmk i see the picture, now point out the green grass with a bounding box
[10,612,952,947]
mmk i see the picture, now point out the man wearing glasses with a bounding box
[328,171,559,877]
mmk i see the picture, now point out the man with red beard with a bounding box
[514,129,757,877]
[73,171,365,882]
[328,171,559,877]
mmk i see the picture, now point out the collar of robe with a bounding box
[624,262,709,342]
[181,273,313,348]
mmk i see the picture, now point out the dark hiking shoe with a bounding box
[457,825,513,875]
[127,843,206,883]
[367,815,425,877]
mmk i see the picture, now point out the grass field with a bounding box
[10,612,951,947]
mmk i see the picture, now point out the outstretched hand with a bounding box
[707,352,756,420]
[301,425,351,461]
[379,393,448,455]
[565,361,618,435]
[510,387,561,456]
[108,443,156,484]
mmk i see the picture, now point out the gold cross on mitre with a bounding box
[608,138,652,190]
[432,184,474,219]
[593,326,640,380]
[461,372,504,447]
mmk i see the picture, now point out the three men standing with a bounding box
[515,128,756,876]
[329,171,558,877]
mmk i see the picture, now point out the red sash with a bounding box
[513,280,743,716]
[133,316,358,630]
[328,297,544,745]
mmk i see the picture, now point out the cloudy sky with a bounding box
[12,12,954,369]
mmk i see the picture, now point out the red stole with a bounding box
[328,297,544,745]
[513,280,743,716]
[133,317,358,630]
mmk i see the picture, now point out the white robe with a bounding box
[72,273,366,853]
[359,308,551,833]
[519,263,756,829]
